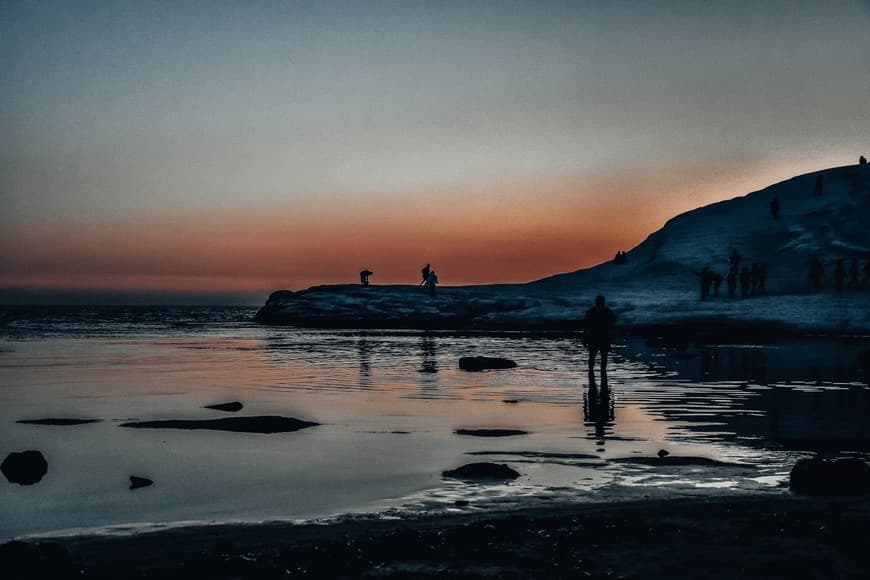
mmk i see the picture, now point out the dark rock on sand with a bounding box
[789,457,870,495]
[0,540,78,579]
[16,418,100,426]
[129,476,153,490]
[459,356,517,371]
[119,416,319,434]
[442,462,521,480]
[455,429,528,437]
[1,450,48,485]
[204,402,244,413]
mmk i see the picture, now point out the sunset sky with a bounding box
[2,1,869,303]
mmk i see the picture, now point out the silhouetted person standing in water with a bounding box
[770,196,780,220]
[360,269,373,286]
[420,263,431,286]
[583,295,616,373]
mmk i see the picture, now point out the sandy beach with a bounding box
[4,493,867,578]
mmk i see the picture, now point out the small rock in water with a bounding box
[789,458,870,495]
[204,402,244,413]
[455,429,528,437]
[129,476,153,490]
[458,356,517,372]
[17,418,101,426]
[502,399,520,404]
[442,462,521,481]
[1,451,48,485]
[454,499,470,507]
[120,416,319,434]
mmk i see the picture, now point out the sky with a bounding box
[2,1,869,303]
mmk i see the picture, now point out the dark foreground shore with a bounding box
[5,494,869,579]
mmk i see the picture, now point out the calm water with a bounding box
[1,306,868,539]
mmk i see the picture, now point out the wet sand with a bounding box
[11,494,869,578]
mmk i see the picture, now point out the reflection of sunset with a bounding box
[0,158,842,296]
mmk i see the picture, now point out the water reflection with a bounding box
[583,369,615,448]
[358,334,371,388]
[419,333,438,374]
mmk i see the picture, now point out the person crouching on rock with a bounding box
[583,295,616,374]
[425,270,438,296]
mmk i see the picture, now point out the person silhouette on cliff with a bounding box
[770,196,780,220]
[583,295,616,374]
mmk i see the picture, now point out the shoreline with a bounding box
[7,493,869,578]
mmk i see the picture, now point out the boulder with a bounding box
[458,357,517,372]
[1,451,47,485]
[442,462,521,480]
[204,402,244,413]
[789,458,870,495]
[129,476,153,490]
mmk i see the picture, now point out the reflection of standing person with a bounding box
[584,370,613,443]
[420,263,431,286]
[425,270,438,296]
[583,295,616,373]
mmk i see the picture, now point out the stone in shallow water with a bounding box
[455,429,528,437]
[204,402,244,413]
[458,357,517,372]
[119,416,319,434]
[442,462,521,480]
[2,450,48,485]
[16,418,100,426]
[129,476,153,490]
[789,458,870,495]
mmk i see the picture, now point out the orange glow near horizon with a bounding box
[0,159,844,297]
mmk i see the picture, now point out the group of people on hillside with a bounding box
[697,248,767,301]
[357,264,440,296]
[810,256,869,292]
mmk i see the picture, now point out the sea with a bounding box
[1,305,868,539]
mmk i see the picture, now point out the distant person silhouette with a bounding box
[697,266,714,300]
[726,267,737,297]
[729,248,742,272]
[860,155,867,165]
[739,266,751,298]
[809,257,824,291]
[848,258,859,288]
[834,259,845,292]
[770,196,780,220]
[583,295,616,373]
[425,270,438,296]
[420,263,431,286]
[815,173,824,196]
[360,269,373,286]
[757,263,767,295]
